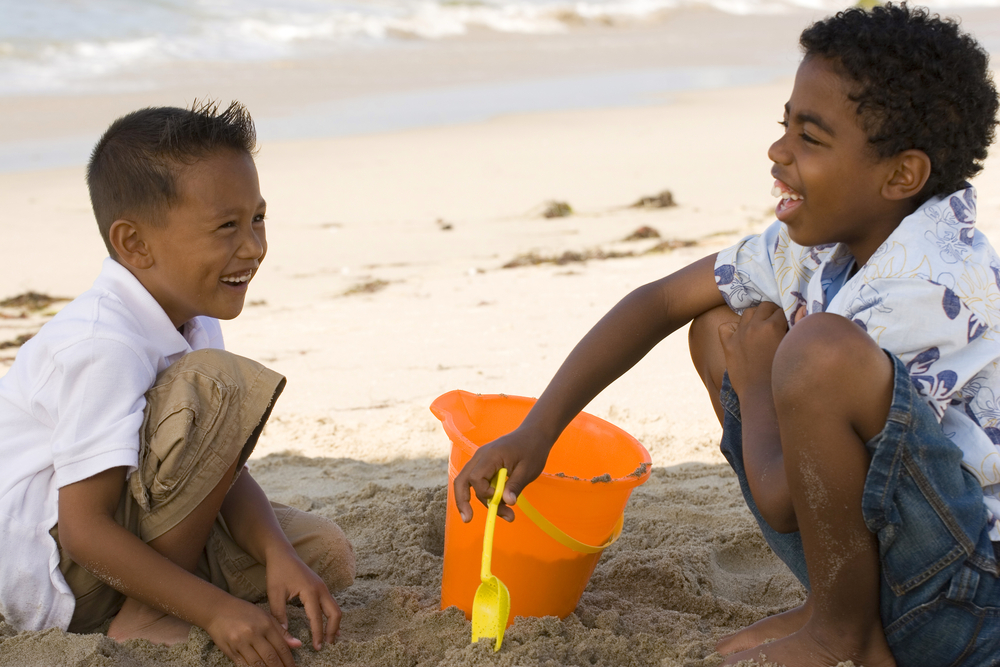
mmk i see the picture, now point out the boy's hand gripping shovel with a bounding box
[471,468,511,651]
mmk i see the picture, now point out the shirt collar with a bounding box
[92,257,192,359]
[872,183,978,265]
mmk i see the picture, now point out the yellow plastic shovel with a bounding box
[471,467,511,652]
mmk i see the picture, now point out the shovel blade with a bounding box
[471,576,511,651]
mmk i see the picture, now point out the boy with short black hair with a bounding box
[0,101,355,667]
[455,5,1000,665]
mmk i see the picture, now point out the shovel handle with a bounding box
[480,468,508,582]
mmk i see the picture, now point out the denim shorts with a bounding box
[719,353,1000,667]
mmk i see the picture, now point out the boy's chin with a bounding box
[215,306,245,321]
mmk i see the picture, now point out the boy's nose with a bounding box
[768,135,792,165]
[239,227,266,260]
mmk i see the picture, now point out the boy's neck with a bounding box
[112,256,194,331]
[846,199,919,267]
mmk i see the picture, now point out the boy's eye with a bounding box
[777,119,789,128]
[220,221,236,229]
[253,214,266,223]
[800,132,820,145]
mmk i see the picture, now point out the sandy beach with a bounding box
[5,6,1000,665]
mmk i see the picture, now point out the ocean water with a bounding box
[3,0,998,97]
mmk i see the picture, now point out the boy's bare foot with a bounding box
[721,622,896,667]
[107,597,192,646]
[716,601,811,655]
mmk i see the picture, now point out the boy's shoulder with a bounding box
[6,258,223,395]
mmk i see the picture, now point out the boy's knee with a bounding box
[689,304,740,383]
[772,313,892,425]
[773,313,875,385]
[277,505,355,592]
[313,520,356,593]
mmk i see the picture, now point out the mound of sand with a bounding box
[0,456,809,667]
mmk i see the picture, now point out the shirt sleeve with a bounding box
[43,338,153,488]
[845,276,996,421]
[714,222,784,313]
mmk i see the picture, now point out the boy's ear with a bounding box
[882,149,931,201]
[109,219,153,270]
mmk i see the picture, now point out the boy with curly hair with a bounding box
[454,5,1000,665]
[0,102,355,667]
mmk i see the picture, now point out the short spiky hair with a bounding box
[87,100,257,256]
[800,3,998,200]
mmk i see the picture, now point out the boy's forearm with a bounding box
[523,253,725,444]
[739,384,796,533]
[220,471,295,564]
[61,500,238,630]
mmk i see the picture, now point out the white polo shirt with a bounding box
[0,257,223,631]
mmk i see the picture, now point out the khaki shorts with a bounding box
[51,349,355,633]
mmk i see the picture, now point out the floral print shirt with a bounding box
[715,185,1000,539]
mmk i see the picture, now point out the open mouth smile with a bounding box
[220,270,253,287]
[772,179,804,218]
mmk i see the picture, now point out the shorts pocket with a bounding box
[873,446,972,595]
[884,594,983,667]
[141,372,226,506]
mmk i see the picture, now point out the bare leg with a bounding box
[108,457,241,646]
[690,304,813,654]
[723,313,896,667]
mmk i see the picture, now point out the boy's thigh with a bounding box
[198,502,355,601]
[127,348,285,542]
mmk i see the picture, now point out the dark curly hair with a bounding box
[87,100,257,257]
[800,3,998,200]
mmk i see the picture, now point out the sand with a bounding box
[0,458,808,667]
[5,8,1000,666]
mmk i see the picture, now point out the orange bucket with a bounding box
[431,390,652,623]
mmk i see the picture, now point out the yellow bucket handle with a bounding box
[515,493,624,554]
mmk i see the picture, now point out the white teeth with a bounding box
[221,272,251,284]
[771,185,802,201]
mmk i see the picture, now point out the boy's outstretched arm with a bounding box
[454,253,725,522]
[220,471,342,651]
[58,467,299,667]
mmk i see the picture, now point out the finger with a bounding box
[236,645,269,667]
[501,461,532,507]
[320,595,342,645]
[252,641,284,667]
[224,647,250,667]
[269,590,289,631]
[765,304,789,328]
[235,649,260,667]
[718,321,738,346]
[263,627,298,667]
[453,463,478,523]
[303,593,325,651]
[281,625,303,650]
[757,300,781,317]
[469,460,500,508]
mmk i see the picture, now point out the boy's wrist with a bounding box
[260,537,298,565]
